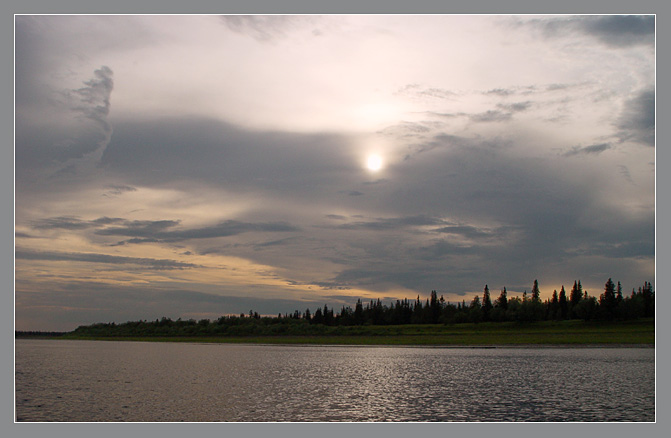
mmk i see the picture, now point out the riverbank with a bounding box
[47,318,654,346]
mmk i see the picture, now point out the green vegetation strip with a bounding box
[56,319,654,346]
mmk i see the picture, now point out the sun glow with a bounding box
[366,154,383,172]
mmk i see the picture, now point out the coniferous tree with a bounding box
[429,290,441,323]
[569,280,582,318]
[558,286,568,320]
[312,307,323,324]
[640,281,654,317]
[354,299,364,325]
[600,278,617,319]
[495,287,508,310]
[482,285,493,321]
[531,280,541,302]
[549,290,559,320]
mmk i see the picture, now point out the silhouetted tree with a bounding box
[558,286,568,320]
[531,280,541,302]
[354,299,364,325]
[549,290,559,320]
[312,307,323,325]
[495,287,508,310]
[429,290,441,323]
[599,278,617,320]
[482,285,493,321]
[569,280,582,318]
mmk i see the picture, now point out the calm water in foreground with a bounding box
[15,339,654,422]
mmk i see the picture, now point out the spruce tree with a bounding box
[482,285,493,321]
[600,278,617,319]
[495,287,508,310]
[550,290,559,320]
[558,285,568,319]
[569,280,582,319]
[531,280,541,302]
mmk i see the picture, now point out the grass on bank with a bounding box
[54,318,655,346]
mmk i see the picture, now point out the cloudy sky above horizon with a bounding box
[15,15,655,331]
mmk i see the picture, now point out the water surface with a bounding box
[15,340,654,422]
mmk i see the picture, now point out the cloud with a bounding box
[527,15,655,48]
[497,101,531,113]
[470,110,513,123]
[100,117,359,198]
[395,84,457,101]
[433,225,497,239]
[485,86,536,97]
[28,215,299,245]
[616,89,655,146]
[562,143,612,157]
[31,216,94,230]
[579,15,655,48]
[220,15,315,41]
[618,165,634,184]
[96,219,300,243]
[103,184,137,197]
[15,249,200,270]
[334,215,445,231]
[71,66,114,131]
[15,66,115,187]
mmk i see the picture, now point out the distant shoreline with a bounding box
[16,337,654,348]
[17,318,654,346]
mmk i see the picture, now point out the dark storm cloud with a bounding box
[328,132,652,288]
[28,215,299,245]
[100,118,358,199]
[616,89,655,146]
[15,249,199,270]
[30,216,177,232]
[97,219,300,243]
[529,15,654,48]
[31,216,94,230]
[91,217,127,225]
[562,143,612,157]
[579,15,655,47]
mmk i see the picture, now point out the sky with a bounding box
[14,15,655,331]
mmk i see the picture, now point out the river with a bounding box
[15,339,655,422]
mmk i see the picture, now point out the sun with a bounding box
[366,154,383,172]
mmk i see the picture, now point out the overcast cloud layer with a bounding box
[15,15,655,330]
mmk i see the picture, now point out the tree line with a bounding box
[68,278,654,338]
